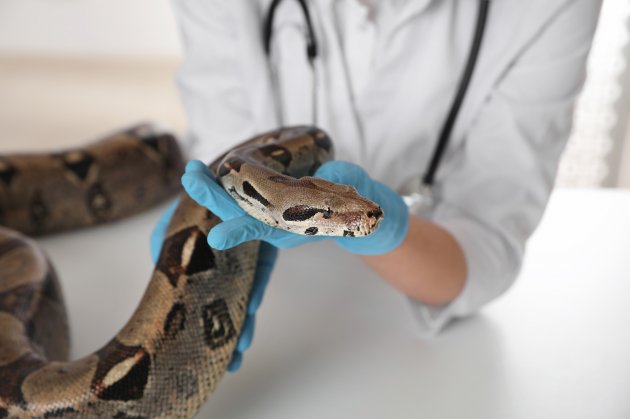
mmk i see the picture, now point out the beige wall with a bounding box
[0,1,186,151]
[0,0,181,58]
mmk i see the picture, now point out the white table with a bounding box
[36,189,630,419]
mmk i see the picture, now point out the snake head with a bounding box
[220,169,384,237]
[278,177,384,237]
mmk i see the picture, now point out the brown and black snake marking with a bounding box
[217,126,383,237]
[0,124,184,236]
[0,159,18,188]
[241,181,271,207]
[0,125,379,418]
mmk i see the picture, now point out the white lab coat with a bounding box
[172,0,601,335]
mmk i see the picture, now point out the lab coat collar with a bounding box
[318,0,433,11]
[395,0,434,20]
[386,0,434,39]
[317,0,435,33]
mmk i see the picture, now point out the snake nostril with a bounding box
[367,209,383,220]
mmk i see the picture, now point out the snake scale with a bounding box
[0,124,382,418]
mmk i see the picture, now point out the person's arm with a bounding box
[361,215,467,306]
[363,0,602,333]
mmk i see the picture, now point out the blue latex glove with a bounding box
[315,160,410,255]
[152,159,408,370]
[181,159,409,255]
[150,194,278,372]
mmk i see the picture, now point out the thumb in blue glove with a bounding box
[151,159,409,370]
[316,161,410,255]
[226,242,277,371]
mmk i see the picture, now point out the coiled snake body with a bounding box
[0,124,382,418]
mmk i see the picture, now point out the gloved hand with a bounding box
[151,159,409,371]
[182,159,409,255]
[314,160,410,255]
[149,193,278,372]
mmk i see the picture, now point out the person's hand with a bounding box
[182,160,409,255]
[181,160,327,250]
[149,193,278,372]
[315,161,410,255]
[151,159,409,370]
[226,242,276,371]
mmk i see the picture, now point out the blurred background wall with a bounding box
[555,1,630,188]
[0,0,629,187]
[0,0,186,152]
[0,0,181,57]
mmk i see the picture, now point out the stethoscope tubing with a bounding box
[423,0,491,187]
[263,0,491,188]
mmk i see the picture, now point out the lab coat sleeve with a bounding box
[172,0,255,163]
[408,0,602,335]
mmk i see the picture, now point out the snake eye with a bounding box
[323,208,333,219]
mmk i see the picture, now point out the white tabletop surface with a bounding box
[35,189,630,419]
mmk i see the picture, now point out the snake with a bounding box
[0,124,382,418]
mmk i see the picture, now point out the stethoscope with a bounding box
[263,0,491,212]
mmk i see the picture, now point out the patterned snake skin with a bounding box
[0,124,381,418]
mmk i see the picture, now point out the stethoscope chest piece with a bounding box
[398,175,435,215]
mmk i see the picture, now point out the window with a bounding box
[555,0,630,188]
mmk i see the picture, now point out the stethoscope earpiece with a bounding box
[263,0,318,61]
[263,0,320,125]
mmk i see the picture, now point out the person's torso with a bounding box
[225,0,576,188]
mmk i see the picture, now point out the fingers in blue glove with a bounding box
[227,243,279,373]
[207,215,272,249]
[207,213,328,250]
[315,160,410,255]
[227,351,243,372]
[181,160,245,221]
[184,160,334,251]
[249,243,278,313]
[315,160,373,197]
[236,314,255,353]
